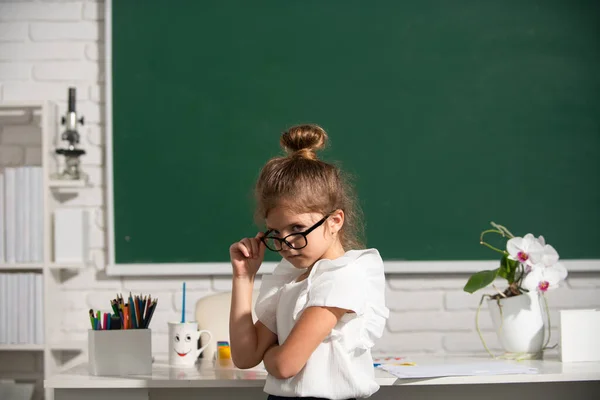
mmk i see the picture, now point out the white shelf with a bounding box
[0,264,44,271]
[1,100,90,399]
[49,179,89,189]
[0,101,45,109]
[0,344,44,351]
[48,263,86,271]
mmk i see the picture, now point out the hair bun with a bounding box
[280,124,328,160]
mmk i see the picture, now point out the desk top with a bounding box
[45,356,600,389]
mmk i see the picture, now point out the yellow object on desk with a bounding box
[216,341,232,367]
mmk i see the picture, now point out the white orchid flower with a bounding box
[522,262,568,293]
[537,235,545,246]
[540,244,559,267]
[506,233,544,268]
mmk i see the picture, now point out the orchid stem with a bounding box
[480,240,507,255]
[480,229,503,241]
[490,222,515,239]
[479,229,509,255]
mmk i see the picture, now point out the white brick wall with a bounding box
[1,1,599,372]
[0,22,28,42]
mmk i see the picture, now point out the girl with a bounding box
[229,124,389,400]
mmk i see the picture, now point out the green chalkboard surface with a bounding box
[111,0,600,264]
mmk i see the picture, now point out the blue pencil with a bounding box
[182,282,186,323]
[129,295,138,329]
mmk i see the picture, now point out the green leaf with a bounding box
[498,256,509,279]
[463,268,500,294]
[499,255,518,284]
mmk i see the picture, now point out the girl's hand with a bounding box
[229,232,267,279]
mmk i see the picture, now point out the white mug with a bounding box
[168,321,212,367]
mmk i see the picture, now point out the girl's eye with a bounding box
[292,225,304,232]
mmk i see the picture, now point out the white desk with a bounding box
[45,357,600,400]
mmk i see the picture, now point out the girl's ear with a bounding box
[328,209,345,234]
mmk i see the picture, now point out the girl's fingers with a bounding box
[250,238,259,259]
[255,232,267,253]
[233,241,250,257]
[241,238,253,258]
[232,235,266,260]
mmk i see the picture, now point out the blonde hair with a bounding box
[254,124,364,250]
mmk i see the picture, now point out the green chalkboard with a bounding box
[111,0,600,264]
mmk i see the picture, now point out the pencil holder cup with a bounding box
[88,329,152,376]
[168,321,212,367]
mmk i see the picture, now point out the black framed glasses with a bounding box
[261,212,334,252]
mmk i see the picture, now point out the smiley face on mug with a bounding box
[173,327,195,357]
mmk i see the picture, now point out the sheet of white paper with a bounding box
[381,362,538,379]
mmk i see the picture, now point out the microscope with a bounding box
[54,87,86,180]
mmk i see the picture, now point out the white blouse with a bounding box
[255,249,389,399]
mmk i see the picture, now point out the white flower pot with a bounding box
[487,291,545,357]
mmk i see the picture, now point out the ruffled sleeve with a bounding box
[301,249,389,351]
[254,259,300,334]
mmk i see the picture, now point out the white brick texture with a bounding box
[1,0,599,365]
[30,22,100,41]
[88,84,102,102]
[79,140,102,164]
[0,43,84,61]
[385,285,444,311]
[445,289,487,310]
[443,332,502,353]
[212,276,233,291]
[0,62,31,80]
[173,289,212,312]
[33,62,99,81]
[387,274,467,290]
[0,2,82,21]
[85,43,103,61]
[83,1,104,21]
[374,330,443,354]
[567,273,600,288]
[122,277,211,292]
[83,123,103,146]
[388,311,494,332]
[0,22,28,42]
[2,82,88,101]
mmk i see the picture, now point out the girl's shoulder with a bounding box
[312,248,384,277]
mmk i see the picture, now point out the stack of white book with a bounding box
[0,273,44,345]
[0,167,44,264]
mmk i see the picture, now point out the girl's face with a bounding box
[264,206,345,270]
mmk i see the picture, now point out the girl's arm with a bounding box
[262,306,346,379]
[229,275,278,369]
